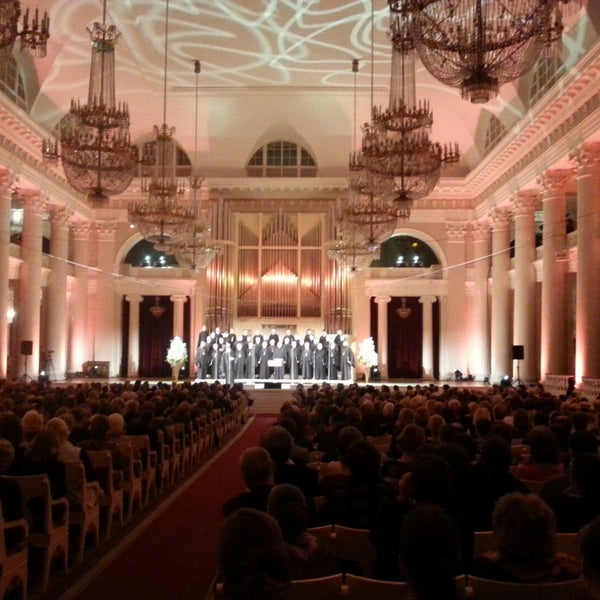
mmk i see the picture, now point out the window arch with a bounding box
[371,235,440,268]
[123,239,179,268]
[247,140,316,177]
[0,54,26,110]
[484,114,508,156]
[530,54,565,107]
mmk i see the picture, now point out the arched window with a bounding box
[0,54,26,110]
[137,140,192,178]
[124,240,178,268]
[371,235,440,268]
[484,114,508,156]
[247,141,316,177]
[530,55,564,107]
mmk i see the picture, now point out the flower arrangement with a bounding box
[358,337,378,368]
[166,336,188,367]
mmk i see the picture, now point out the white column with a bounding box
[571,142,600,382]
[442,222,468,376]
[16,189,45,378]
[94,221,118,375]
[46,205,72,380]
[0,170,13,380]
[489,205,513,383]
[126,295,142,378]
[70,220,92,374]
[419,295,437,380]
[538,169,571,380]
[171,295,188,339]
[374,296,391,379]
[512,190,539,383]
[470,220,491,381]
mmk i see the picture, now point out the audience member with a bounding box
[223,446,274,517]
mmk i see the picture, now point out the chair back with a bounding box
[342,573,412,600]
[290,573,344,600]
[86,450,116,493]
[466,575,586,600]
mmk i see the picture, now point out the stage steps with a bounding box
[246,387,294,414]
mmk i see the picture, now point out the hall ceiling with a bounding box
[23,0,595,180]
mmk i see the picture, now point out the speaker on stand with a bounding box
[512,345,524,386]
[19,340,33,382]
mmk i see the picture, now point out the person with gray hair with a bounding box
[222,446,274,517]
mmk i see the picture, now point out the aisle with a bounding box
[59,414,276,600]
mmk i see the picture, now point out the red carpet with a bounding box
[64,415,276,600]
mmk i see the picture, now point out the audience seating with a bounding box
[86,450,124,540]
[155,430,172,492]
[163,425,183,484]
[6,475,69,594]
[465,575,587,600]
[127,435,158,504]
[64,461,101,563]
[556,532,582,562]
[342,573,412,599]
[289,573,345,600]
[0,505,28,600]
[115,440,144,520]
[473,531,495,557]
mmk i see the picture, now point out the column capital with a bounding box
[374,295,391,304]
[445,221,468,242]
[18,188,46,214]
[71,219,92,239]
[471,220,492,242]
[489,205,513,229]
[0,168,17,193]
[95,221,118,241]
[537,168,573,197]
[48,204,73,227]
[418,295,437,305]
[512,190,539,217]
[570,141,600,175]
[125,294,143,303]
[170,295,189,304]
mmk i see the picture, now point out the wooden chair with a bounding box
[155,430,172,492]
[556,532,582,562]
[126,435,157,504]
[115,440,143,520]
[342,573,412,600]
[163,425,182,484]
[465,575,587,600]
[86,450,124,540]
[173,422,192,472]
[64,461,101,563]
[290,573,345,600]
[0,504,28,600]
[6,474,69,594]
[330,525,377,578]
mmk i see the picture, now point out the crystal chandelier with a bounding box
[0,1,49,58]
[395,0,578,104]
[357,11,459,206]
[127,0,195,246]
[42,0,137,204]
[166,223,223,271]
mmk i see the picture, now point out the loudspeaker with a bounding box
[20,340,33,356]
[512,345,524,360]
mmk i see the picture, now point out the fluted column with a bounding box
[171,295,188,339]
[374,296,391,379]
[126,295,143,378]
[571,142,600,382]
[538,169,571,380]
[419,295,437,380]
[94,222,118,374]
[191,270,208,350]
[70,220,92,374]
[17,189,45,378]
[46,205,72,380]
[489,205,513,383]
[0,170,14,380]
[512,190,539,383]
[470,221,491,381]
[442,222,468,376]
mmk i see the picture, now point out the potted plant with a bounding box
[358,337,378,384]
[166,336,188,381]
